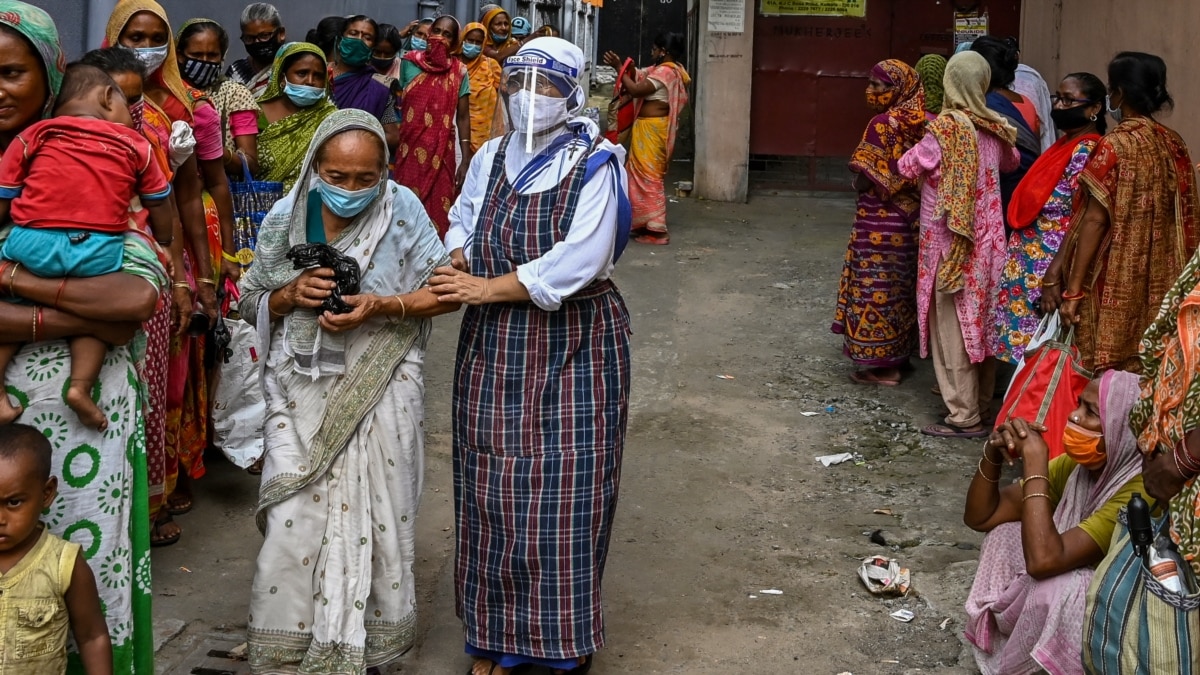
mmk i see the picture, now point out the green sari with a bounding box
[0,2,166,672]
[257,42,336,192]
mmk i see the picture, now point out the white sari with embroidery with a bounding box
[239,111,450,674]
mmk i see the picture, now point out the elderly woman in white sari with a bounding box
[238,108,456,674]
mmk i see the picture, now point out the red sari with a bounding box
[394,42,467,238]
[137,100,176,524]
[154,91,216,487]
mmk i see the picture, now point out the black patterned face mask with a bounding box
[182,57,221,89]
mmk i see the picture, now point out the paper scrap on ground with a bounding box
[817,453,855,467]
[759,589,783,595]
[858,555,912,597]
[801,411,820,417]
[890,609,915,623]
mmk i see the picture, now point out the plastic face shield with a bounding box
[502,51,581,152]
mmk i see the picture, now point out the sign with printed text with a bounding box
[709,0,746,33]
[954,11,988,46]
[760,0,866,17]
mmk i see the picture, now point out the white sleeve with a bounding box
[445,141,495,258]
[516,162,619,311]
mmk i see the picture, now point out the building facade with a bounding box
[1020,0,1200,158]
[695,0,1024,201]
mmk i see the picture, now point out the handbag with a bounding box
[995,312,1091,458]
[1084,510,1200,674]
[228,153,283,270]
[209,279,265,469]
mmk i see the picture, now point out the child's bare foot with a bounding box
[0,394,23,424]
[66,384,107,431]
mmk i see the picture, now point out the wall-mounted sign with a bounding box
[709,0,746,33]
[954,11,988,46]
[760,0,867,17]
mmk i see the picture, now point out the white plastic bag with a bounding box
[168,120,196,170]
[1002,311,1061,400]
[211,317,264,468]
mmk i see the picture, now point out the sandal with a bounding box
[921,423,989,439]
[849,370,900,387]
[166,496,193,516]
[633,233,669,246]
[151,514,181,547]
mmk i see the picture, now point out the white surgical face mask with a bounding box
[1106,93,1124,124]
[132,45,170,73]
[507,89,570,137]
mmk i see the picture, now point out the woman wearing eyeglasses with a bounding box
[1043,52,1200,372]
[994,73,1104,365]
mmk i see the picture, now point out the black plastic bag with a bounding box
[286,243,362,314]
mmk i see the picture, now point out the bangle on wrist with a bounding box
[982,450,1003,466]
[977,458,999,484]
[199,278,217,286]
[222,250,240,263]
[1020,475,1050,489]
[1023,492,1052,503]
[1061,289,1086,301]
[1042,280,1059,288]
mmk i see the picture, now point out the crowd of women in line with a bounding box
[0,0,647,673]
[832,36,1200,675]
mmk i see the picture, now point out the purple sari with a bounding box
[332,68,393,121]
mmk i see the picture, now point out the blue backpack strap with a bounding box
[584,148,632,262]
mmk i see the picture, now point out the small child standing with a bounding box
[0,423,111,674]
[0,63,174,430]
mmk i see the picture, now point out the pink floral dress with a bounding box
[899,131,1020,363]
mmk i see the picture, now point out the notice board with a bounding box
[760,0,867,17]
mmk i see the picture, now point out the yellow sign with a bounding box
[760,0,867,17]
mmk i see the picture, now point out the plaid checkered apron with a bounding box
[453,134,632,660]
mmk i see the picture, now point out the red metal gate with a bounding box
[749,0,1021,189]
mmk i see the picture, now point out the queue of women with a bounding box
[833,35,1200,675]
[0,0,663,672]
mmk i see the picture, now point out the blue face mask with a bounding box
[316,178,381,218]
[409,36,428,52]
[491,33,508,44]
[284,81,326,108]
[462,43,482,59]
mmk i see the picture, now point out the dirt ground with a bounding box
[152,192,1001,674]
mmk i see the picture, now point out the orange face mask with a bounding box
[1062,421,1106,469]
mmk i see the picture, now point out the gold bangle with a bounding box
[7,262,19,297]
[172,282,191,290]
[1020,475,1050,489]
[198,278,217,286]
[1042,281,1059,288]
[30,306,36,342]
[981,451,1003,466]
[1023,492,1052,502]
[394,295,407,321]
[977,458,999,484]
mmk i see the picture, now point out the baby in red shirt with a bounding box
[0,63,173,430]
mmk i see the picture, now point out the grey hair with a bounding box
[241,3,282,28]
